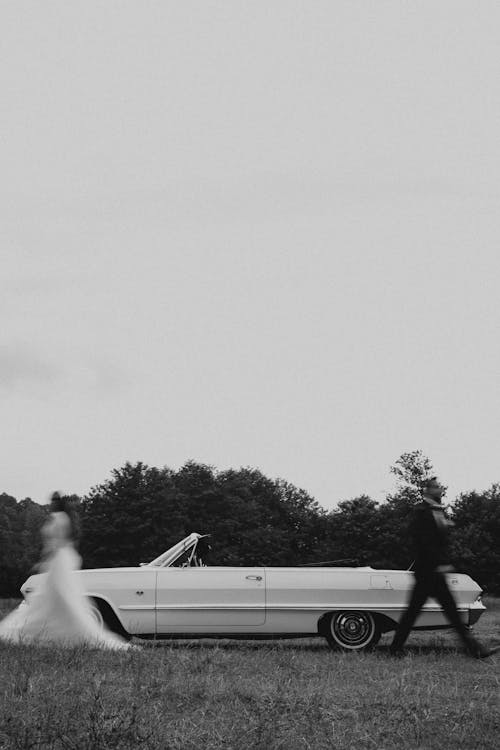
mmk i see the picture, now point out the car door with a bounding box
[155,566,265,633]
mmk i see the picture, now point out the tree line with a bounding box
[1,451,499,597]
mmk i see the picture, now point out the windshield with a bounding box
[170,545,204,567]
[147,533,206,568]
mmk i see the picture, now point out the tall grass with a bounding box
[0,598,499,749]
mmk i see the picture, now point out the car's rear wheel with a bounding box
[324,611,380,651]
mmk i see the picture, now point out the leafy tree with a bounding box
[372,450,436,569]
[80,462,176,567]
[388,449,435,508]
[0,494,18,595]
[79,461,325,568]
[449,485,500,593]
[0,494,47,596]
[325,496,381,565]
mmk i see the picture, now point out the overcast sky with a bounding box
[2,2,499,509]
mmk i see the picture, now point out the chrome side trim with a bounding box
[265,604,470,611]
[155,604,265,611]
[119,605,156,611]
[263,605,472,614]
[120,602,479,613]
[153,603,473,612]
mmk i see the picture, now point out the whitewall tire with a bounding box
[325,611,380,651]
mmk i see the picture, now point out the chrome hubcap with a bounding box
[332,612,374,648]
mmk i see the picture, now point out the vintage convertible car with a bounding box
[21,532,486,650]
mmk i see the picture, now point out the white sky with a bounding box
[2,1,500,508]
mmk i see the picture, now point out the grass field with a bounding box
[0,598,499,750]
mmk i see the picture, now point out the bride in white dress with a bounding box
[0,493,130,650]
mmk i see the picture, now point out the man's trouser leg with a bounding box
[431,573,475,652]
[391,577,428,651]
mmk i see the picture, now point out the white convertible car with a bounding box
[21,532,485,650]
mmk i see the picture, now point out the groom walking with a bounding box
[390,477,495,658]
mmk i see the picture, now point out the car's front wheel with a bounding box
[87,597,132,641]
[88,601,105,629]
[324,611,380,651]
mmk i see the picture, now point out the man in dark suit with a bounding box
[390,477,494,658]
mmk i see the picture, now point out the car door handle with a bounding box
[245,575,262,581]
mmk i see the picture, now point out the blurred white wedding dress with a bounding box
[0,511,129,650]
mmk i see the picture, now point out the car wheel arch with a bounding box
[88,596,131,641]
